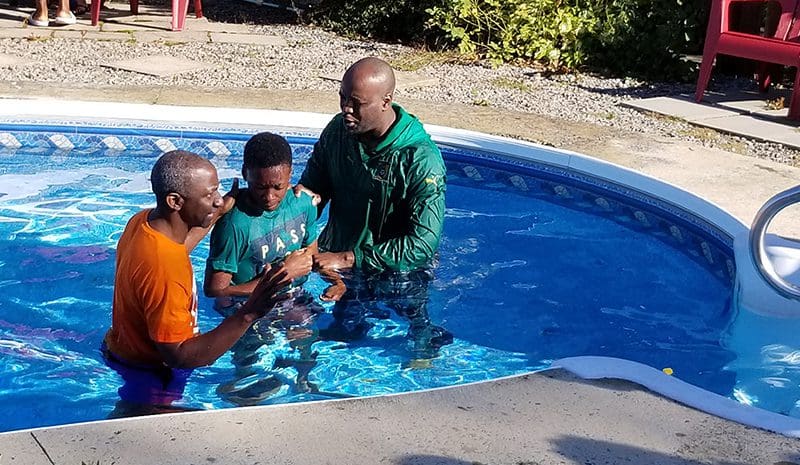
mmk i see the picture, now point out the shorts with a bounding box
[101,342,192,407]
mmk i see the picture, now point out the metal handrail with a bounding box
[749,185,800,300]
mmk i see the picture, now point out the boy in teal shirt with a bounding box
[205,132,343,402]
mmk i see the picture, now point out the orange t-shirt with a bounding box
[105,210,199,366]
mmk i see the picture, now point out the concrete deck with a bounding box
[3,371,800,465]
[1,4,800,464]
[625,89,800,151]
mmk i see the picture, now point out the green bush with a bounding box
[309,0,708,79]
[428,0,708,79]
[586,0,709,79]
[428,0,597,69]
[308,0,445,43]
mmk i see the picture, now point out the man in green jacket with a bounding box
[297,57,452,356]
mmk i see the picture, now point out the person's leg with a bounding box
[101,345,193,416]
[323,300,372,340]
[214,301,283,405]
[281,291,323,392]
[31,0,48,24]
[318,277,373,342]
[229,328,266,377]
[216,329,286,407]
[54,0,74,23]
[384,269,453,357]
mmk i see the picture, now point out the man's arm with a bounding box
[297,139,333,218]
[156,265,289,369]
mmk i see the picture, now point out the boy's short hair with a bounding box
[243,132,292,170]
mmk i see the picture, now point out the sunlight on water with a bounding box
[0,143,748,432]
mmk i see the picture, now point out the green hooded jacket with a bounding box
[299,104,446,272]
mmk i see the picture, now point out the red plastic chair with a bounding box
[90,0,203,32]
[695,0,800,119]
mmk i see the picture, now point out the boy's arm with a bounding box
[203,265,262,298]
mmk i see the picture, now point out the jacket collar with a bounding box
[369,103,414,155]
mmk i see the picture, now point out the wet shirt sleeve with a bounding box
[207,212,244,275]
[354,147,446,272]
[299,129,335,214]
[301,193,321,247]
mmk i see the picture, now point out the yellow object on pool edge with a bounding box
[662,367,674,375]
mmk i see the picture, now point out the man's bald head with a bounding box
[342,57,396,97]
[339,57,398,140]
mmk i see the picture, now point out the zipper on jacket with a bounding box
[374,153,396,242]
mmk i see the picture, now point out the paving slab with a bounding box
[186,19,251,33]
[51,29,87,39]
[100,20,167,32]
[104,13,173,23]
[699,87,797,121]
[717,98,791,121]
[209,32,286,46]
[1,372,797,465]
[83,30,133,41]
[697,114,800,149]
[132,30,210,43]
[0,17,26,28]
[0,27,52,39]
[0,430,52,465]
[102,55,213,77]
[320,69,440,90]
[624,95,740,120]
[628,94,800,149]
[0,53,29,67]
[49,21,97,32]
[701,86,792,104]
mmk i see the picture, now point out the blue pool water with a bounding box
[0,130,761,432]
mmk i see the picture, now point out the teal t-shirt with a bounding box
[208,190,320,285]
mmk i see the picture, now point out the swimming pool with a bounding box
[0,101,799,435]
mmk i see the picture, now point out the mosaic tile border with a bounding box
[444,156,735,285]
[0,123,319,159]
[0,123,735,284]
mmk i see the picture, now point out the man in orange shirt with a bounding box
[103,150,310,415]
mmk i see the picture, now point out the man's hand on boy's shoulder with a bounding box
[292,183,321,206]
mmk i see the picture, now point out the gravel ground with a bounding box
[1,0,798,165]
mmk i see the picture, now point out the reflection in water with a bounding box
[318,269,453,360]
[213,288,329,407]
[211,271,454,407]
